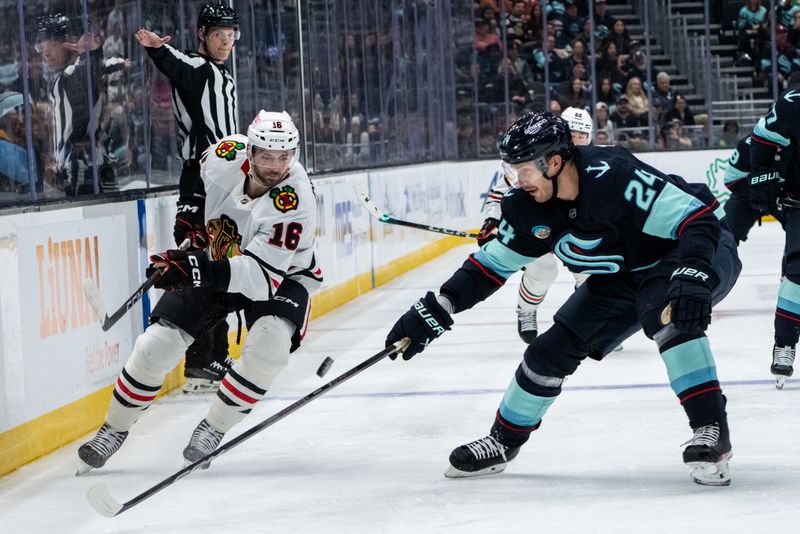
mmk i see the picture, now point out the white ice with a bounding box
[1,222,798,533]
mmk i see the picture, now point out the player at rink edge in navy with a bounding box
[385,111,742,486]
[747,73,800,389]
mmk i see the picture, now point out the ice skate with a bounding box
[76,423,129,475]
[183,419,225,468]
[516,308,538,344]
[183,357,233,394]
[771,345,794,390]
[682,422,732,486]
[445,434,520,478]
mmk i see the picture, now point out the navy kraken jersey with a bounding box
[441,145,724,313]
[723,136,752,190]
[751,88,800,192]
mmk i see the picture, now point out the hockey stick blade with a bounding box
[353,184,479,239]
[87,484,123,517]
[85,338,410,517]
[82,278,109,328]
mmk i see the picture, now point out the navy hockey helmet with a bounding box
[500,110,575,184]
[198,3,240,36]
[35,14,77,43]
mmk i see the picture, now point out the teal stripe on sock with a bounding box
[498,377,557,427]
[778,278,800,313]
[660,337,718,395]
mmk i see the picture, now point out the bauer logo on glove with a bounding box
[413,299,448,335]
[749,171,779,185]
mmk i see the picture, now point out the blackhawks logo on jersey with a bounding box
[270,186,299,213]
[215,140,245,161]
[206,214,243,260]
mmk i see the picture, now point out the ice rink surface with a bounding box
[1,222,799,533]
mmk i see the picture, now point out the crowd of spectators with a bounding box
[735,0,800,94]
[462,0,714,156]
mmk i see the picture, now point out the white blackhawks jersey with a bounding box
[199,134,323,302]
[484,167,509,221]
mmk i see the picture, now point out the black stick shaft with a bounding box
[377,215,479,239]
[101,271,163,330]
[101,239,190,331]
[110,341,406,516]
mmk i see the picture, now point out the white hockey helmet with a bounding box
[561,107,593,144]
[247,110,300,166]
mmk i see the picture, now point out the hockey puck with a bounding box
[316,357,334,378]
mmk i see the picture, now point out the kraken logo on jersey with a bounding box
[553,233,624,274]
[215,140,246,161]
[270,185,299,213]
[532,225,551,239]
[207,214,243,259]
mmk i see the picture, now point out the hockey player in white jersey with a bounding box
[77,111,323,472]
[478,107,593,343]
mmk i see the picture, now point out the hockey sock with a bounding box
[774,277,800,347]
[207,316,293,433]
[517,254,558,311]
[658,334,726,427]
[107,322,189,431]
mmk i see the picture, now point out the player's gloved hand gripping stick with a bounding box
[82,238,191,331]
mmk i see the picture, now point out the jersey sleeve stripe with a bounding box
[752,118,789,147]
[642,181,707,239]
[243,249,288,277]
[467,256,505,286]
[473,239,534,278]
[676,206,711,237]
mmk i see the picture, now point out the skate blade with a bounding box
[775,376,787,390]
[75,461,94,476]
[612,344,624,352]
[687,456,732,487]
[444,462,508,479]
[183,458,212,470]
[182,379,221,394]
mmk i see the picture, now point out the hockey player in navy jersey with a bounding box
[479,107,593,343]
[77,111,322,472]
[386,111,741,486]
[748,77,800,388]
[721,134,771,245]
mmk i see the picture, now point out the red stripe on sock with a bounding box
[776,310,800,323]
[518,284,544,303]
[221,377,258,404]
[494,410,540,432]
[679,385,721,404]
[116,378,157,403]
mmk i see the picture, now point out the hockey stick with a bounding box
[353,184,479,239]
[86,337,411,517]
[83,239,190,331]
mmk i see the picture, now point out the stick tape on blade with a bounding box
[83,278,107,325]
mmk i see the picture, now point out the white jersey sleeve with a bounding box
[200,136,323,302]
[484,169,510,221]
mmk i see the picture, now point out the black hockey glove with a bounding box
[477,218,500,246]
[748,169,782,215]
[667,264,718,334]
[147,250,215,292]
[386,292,454,360]
[174,200,208,250]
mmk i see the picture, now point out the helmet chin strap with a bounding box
[543,157,567,200]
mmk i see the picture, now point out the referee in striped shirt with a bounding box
[136,3,240,393]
